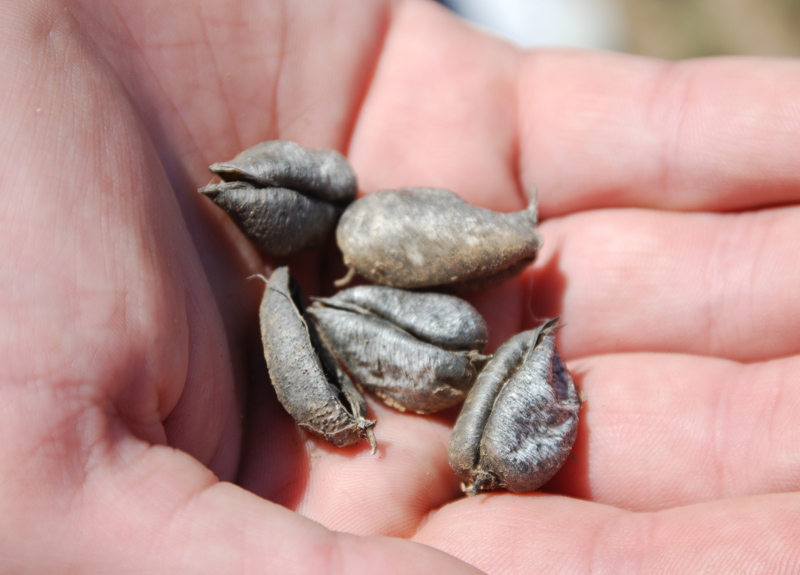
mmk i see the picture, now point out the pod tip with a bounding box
[198,183,221,199]
[334,266,357,288]
[524,184,539,225]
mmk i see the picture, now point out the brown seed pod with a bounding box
[335,187,543,291]
[448,318,581,494]
[260,266,376,451]
[200,140,357,256]
[307,286,489,414]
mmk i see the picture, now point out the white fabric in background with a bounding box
[443,0,627,50]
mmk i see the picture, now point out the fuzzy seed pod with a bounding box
[260,267,376,451]
[335,188,543,291]
[201,141,357,256]
[448,318,580,493]
[307,286,489,414]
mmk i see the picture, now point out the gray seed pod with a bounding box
[336,188,543,291]
[448,318,580,494]
[260,266,376,451]
[201,182,339,257]
[209,140,357,203]
[200,140,357,256]
[307,286,490,414]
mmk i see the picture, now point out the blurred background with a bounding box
[436,0,800,58]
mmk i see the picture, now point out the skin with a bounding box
[1,0,799,572]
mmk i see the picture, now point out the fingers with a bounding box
[518,51,800,216]
[239,290,800,528]
[414,492,800,575]
[350,2,800,218]
[350,0,524,212]
[554,353,800,511]
[526,206,800,362]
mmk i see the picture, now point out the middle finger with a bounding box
[528,205,800,362]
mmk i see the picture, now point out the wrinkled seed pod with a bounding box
[307,286,489,414]
[209,140,357,203]
[200,140,357,256]
[201,182,339,257]
[448,318,581,494]
[323,286,489,351]
[260,266,376,451]
[336,187,543,291]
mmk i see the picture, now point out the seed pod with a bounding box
[202,182,339,256]
[336,187,543,291]
[307,286,489,414]
[260,266,376,451]
[200,141,357,256]
[448,318,580,494]
[208,140,357,203]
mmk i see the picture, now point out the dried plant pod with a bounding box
[200,140,357,256]
[448,318,581,494]
[307,286,490,414]
[335,188,543,291]
[201,182,339,257]
[208,140,357,203]
[260,266,376,451]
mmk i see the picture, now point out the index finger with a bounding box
[350,1,800,217]
[518,51,800,216]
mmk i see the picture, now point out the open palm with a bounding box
[2,0,799,572]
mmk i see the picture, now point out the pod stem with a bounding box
[366,427,377,455]
[524,184,539,225]
[247,266,276,285]
[333,266,357,288]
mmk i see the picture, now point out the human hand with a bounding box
[351,5,800,572]
[2,0,799,573]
